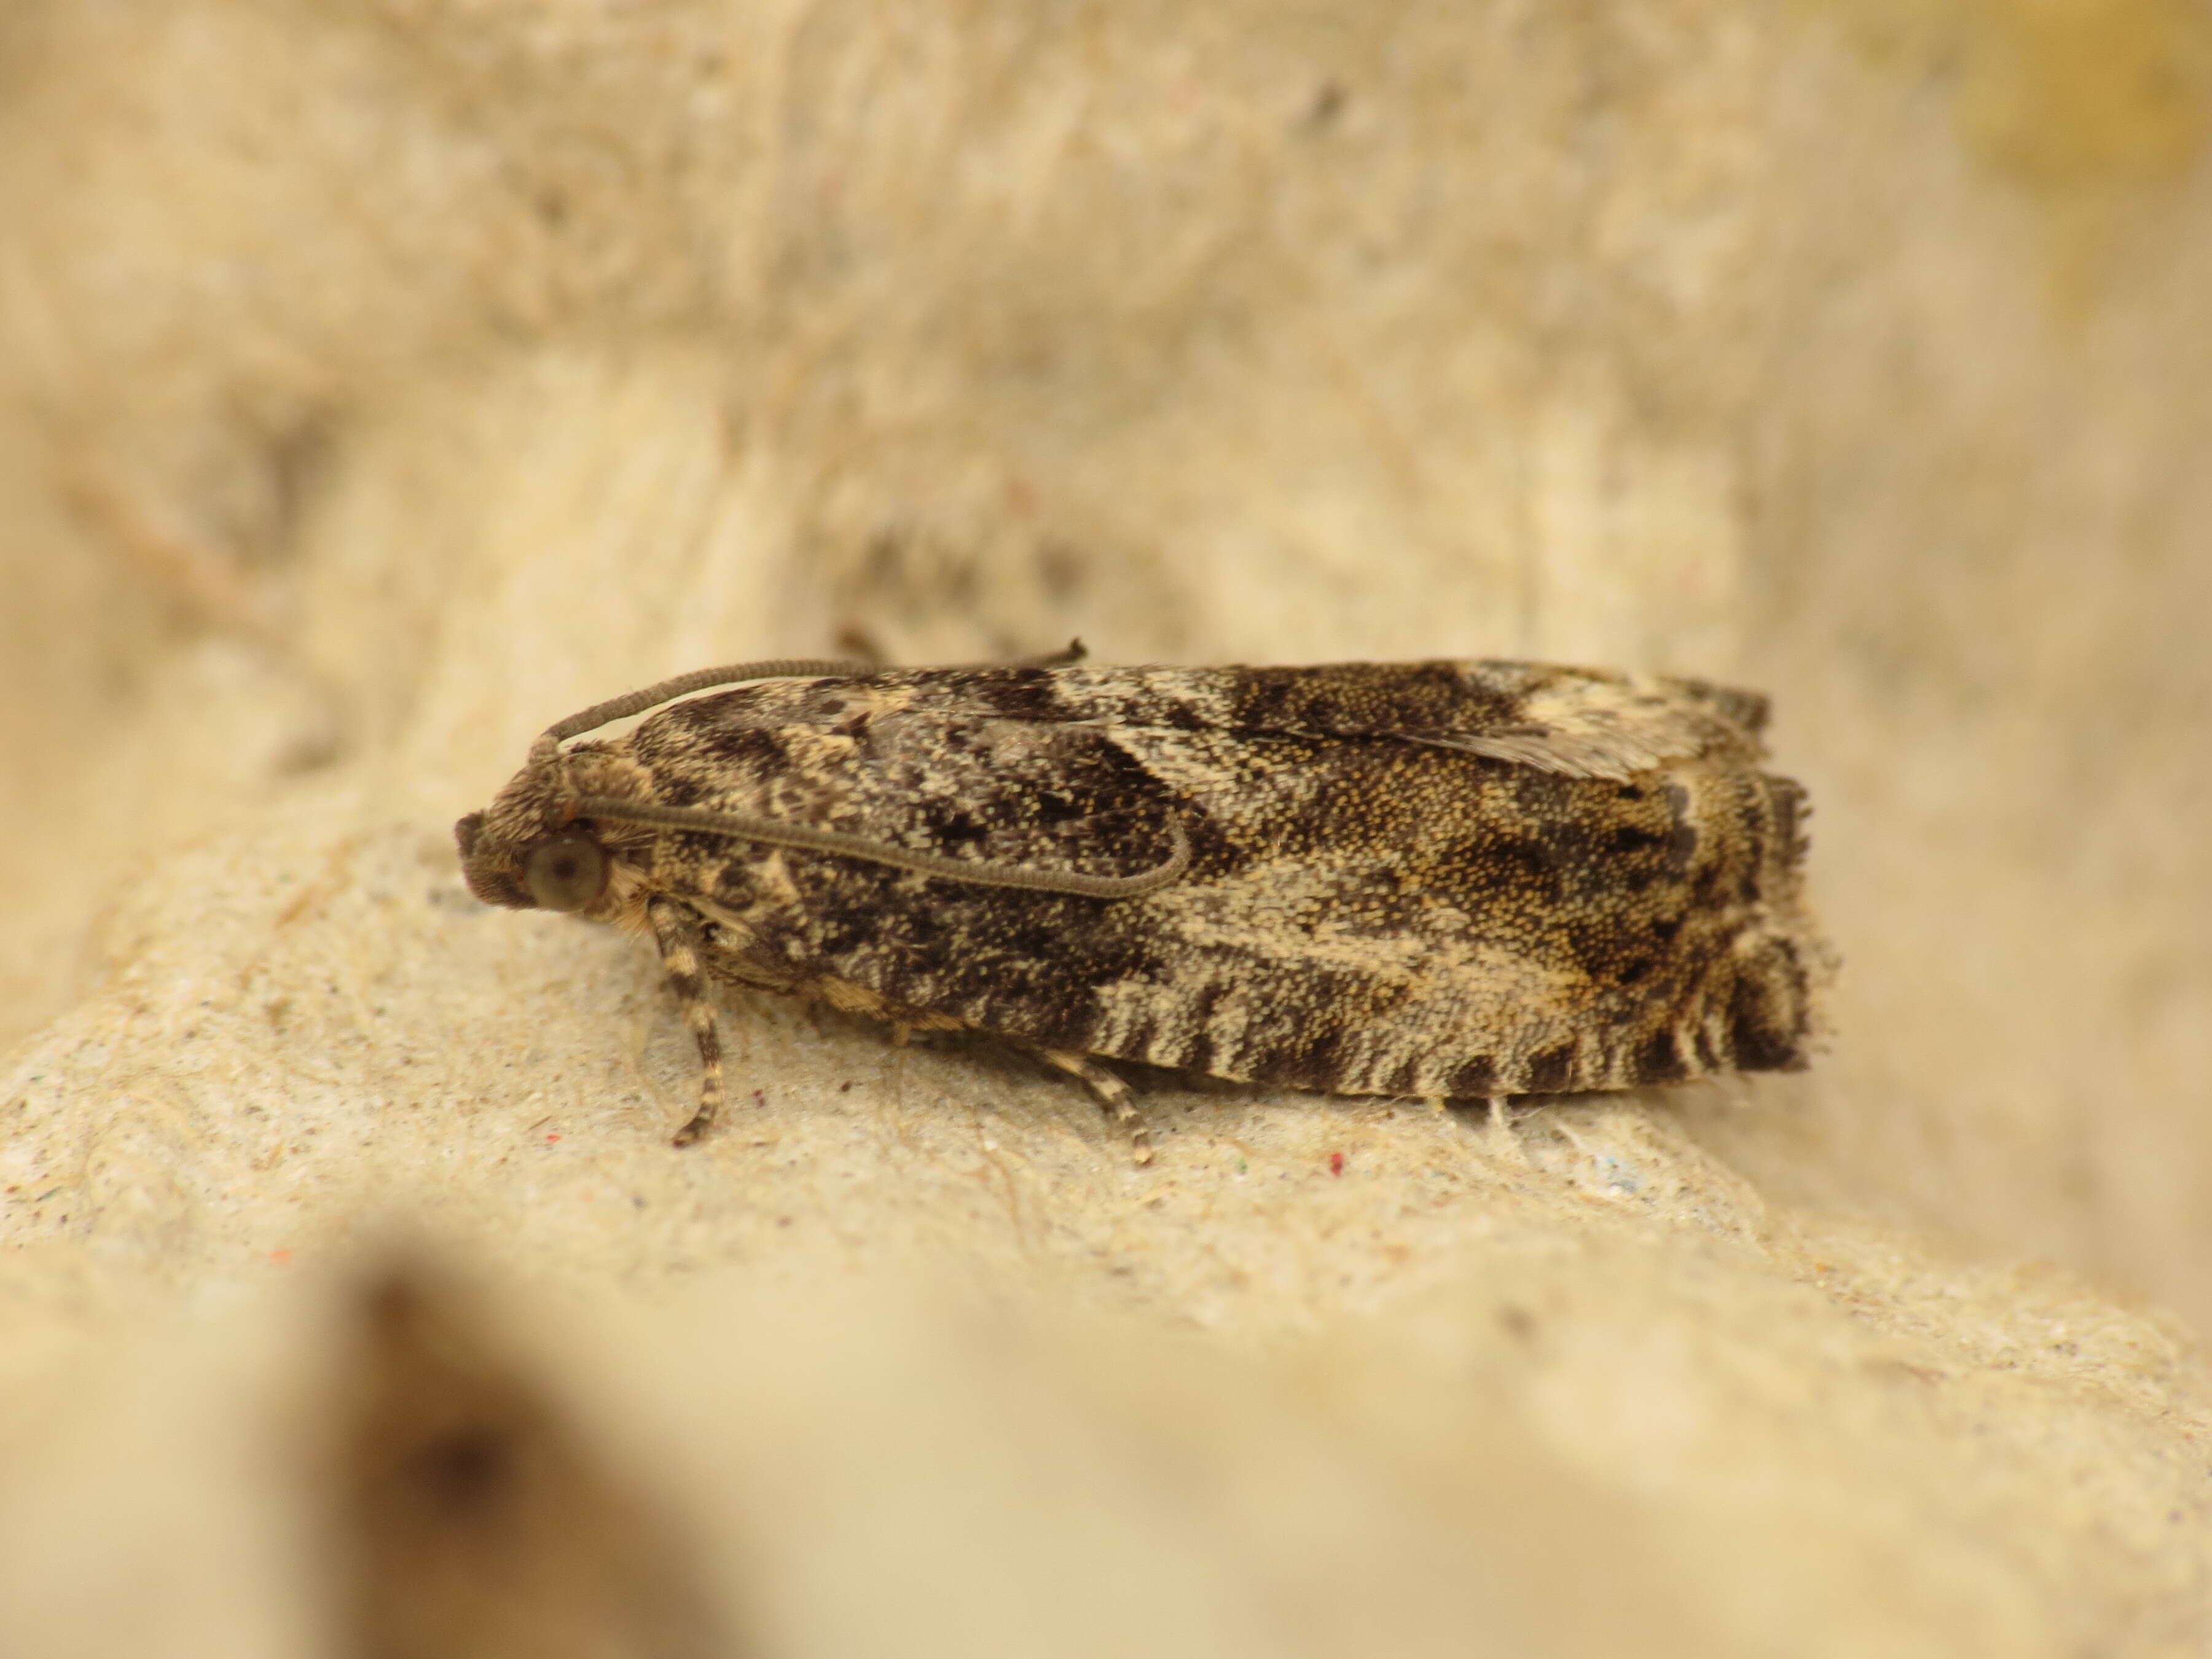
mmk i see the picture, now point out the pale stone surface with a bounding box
[2,2,2209,1652]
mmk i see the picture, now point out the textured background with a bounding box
[2,2,2209,1653]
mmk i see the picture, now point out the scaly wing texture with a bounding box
[578,662,1824,1097]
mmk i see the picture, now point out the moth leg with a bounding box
[647,898,724,1148]
[1483,1096,1533,1165]
[1035,1046,1153,1166]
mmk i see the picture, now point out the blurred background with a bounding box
[1,2,2208,1653]
[5,0,2206,1322]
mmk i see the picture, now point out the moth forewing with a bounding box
[456,659,1830,1157]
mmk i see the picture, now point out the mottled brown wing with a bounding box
[885,659,1773,781]
[611,663,1824,1099]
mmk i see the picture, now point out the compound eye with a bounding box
[524,835,608,912]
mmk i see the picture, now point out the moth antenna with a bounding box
[544,659,877,743]
[544,647,1095,747]
[573,797,1190,899]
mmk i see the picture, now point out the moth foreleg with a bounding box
[1034,1046,1152,1166]
[647,897,724,1147]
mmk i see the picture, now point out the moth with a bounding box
[455,651,1828,1161]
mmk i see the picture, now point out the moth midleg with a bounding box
[1034,1046,1153,1166]
[647,897,724,1147]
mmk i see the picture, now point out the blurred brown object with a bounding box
[334,1258,726,1659]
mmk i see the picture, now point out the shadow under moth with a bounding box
[455,652,1828,1161]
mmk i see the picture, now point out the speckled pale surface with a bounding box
[2,2,2210,1653]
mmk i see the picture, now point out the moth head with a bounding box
[454,740,628,915]
[457,809,619,912]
